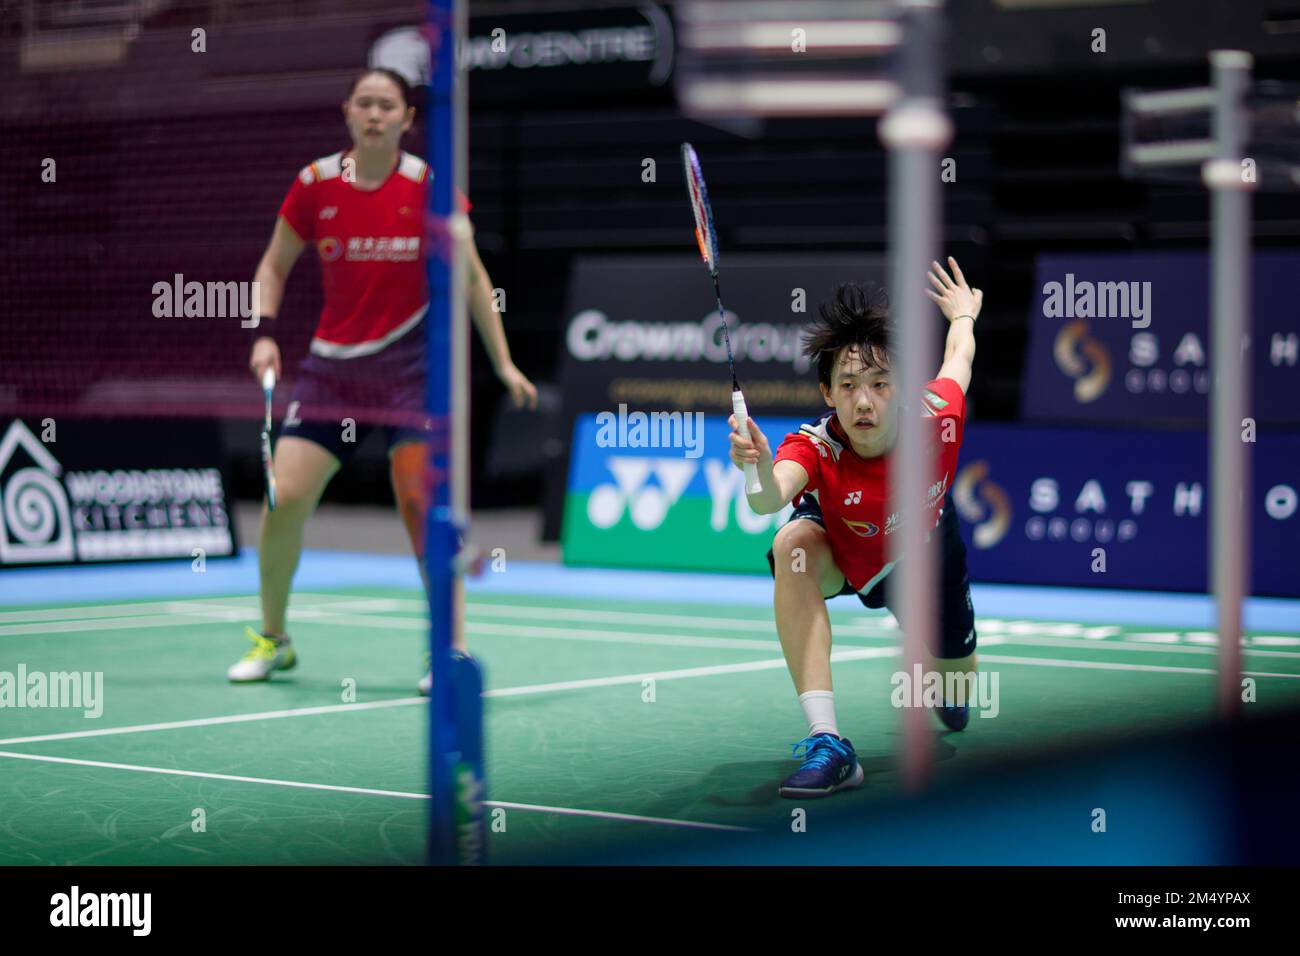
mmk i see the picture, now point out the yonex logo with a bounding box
[587,457,697,531]
[843,490,862,505]
[319,206,338,219]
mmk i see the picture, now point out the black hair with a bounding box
[347,68,413,109]
[802,281,894,388]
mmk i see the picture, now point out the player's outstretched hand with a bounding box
[499,362,539,411]
[925,256,983,323]
[728,414,771,471]
[249,336,281,382]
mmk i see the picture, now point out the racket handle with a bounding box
[261,367,276,392]
[731,391,763,495]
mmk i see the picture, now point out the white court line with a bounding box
[0,696,428,745]
[0,600,889,653]
[467,621,792,652]
[0,600,227,626]
[0,593,885,639]
[6,594,1296,654]
[480,800,752,832]
[981,635,1300,660]
[0,646,907,746]
[980,654,1300,679]
[0,636,1291,749]
[0,750,752,833]
[484,646,902,698]
[0,608,250,638]
[173,599,896,640]
[330,597,898,634]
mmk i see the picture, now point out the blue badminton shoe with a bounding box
[937,702,971,731]
[778,733,865,798]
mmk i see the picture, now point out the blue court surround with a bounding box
[3,547,1297,631]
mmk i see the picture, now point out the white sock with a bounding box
[798,690,839,738]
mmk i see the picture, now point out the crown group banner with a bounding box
[562,416,1300,598]
[1023,250,1300,426]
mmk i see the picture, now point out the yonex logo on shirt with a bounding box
[843,490,862,505]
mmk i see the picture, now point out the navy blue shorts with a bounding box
[278,324,433,465]
[766,492,977,660]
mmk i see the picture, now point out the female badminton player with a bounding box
[228,67,538,688]
[728,258,981,798]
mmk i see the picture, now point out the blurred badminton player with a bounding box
[729,258,981,797]
[230,68,538,688]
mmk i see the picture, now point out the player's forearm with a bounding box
[252,260,287,328]
[746,457,785,515]
[467,262,514,373]
[943,314,976,365]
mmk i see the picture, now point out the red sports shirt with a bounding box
[772,377,966,593]
[277,150,470,358]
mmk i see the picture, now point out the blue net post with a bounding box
[425,0,459,866]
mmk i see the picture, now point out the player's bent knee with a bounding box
[772,520,830,574]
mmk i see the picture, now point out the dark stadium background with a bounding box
[3,0,1297,524]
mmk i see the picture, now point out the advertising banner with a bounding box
[1022,250,1300,426]
[0,418,237,568]
[952,424,1299,597]
[562,412,803,574]
[563,414,1300,597]
[544,252,889,537]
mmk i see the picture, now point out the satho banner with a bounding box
[1022,250,1300,426]
[565,414,1300,597]
[953,424,1300,597]
[0,418,236,567]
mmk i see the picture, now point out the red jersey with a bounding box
[277,150,470,359]
[773,377,966,593]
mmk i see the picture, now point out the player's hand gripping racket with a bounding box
[680,142,762,495]
[259,367,277,511]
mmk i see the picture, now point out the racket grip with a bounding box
[261,367,276,392]
[731,391,763,496]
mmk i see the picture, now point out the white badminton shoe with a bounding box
[227,626,298,682]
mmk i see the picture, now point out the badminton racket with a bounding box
[680,142,762,495]
[260,367,277,511]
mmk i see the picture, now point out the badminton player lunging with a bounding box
[230,68,538,688]
[729,259,981,797]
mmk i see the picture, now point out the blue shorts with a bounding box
[278,324,433,465]
[766,491,977,660]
